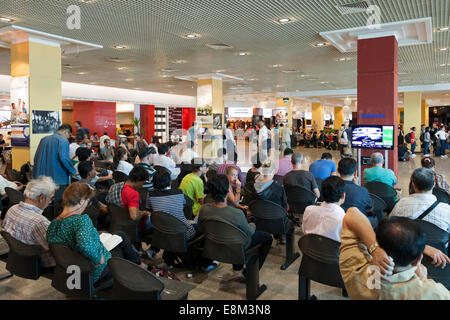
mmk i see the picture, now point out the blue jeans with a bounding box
[411,142,416,154]
[424,141,430,155]
[440,140,447,156]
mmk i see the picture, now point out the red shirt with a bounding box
[121,184,140,209]
[410,132,415,144]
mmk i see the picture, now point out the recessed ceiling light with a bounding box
[161,68,179,73]
[276,18,293,24]
[239,52,251,56]
[438,27,449,32]
[77,72,87,75]
[113,45,126,49]
[171,59,187,64]
[0,17,15,23]
[271,64,283,68]
[117,67,128,70]
[160,74,171,78]
[167,84,175,88]
[125,78,134,81]
[216,69,226,73]
[90,82,98,85]
[320,81,329,84]
[440,47,448,51]
[275,84,284,88]
[313,42,328,48]
[440,64,447,67]
[183,33,200,39]
[135,88,142,90]
[248,78,258,81]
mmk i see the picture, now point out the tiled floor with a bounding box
[0,146,448,300]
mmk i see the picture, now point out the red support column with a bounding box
[140,105,155,142]
[357,36,399,179]
[73,101,116,140]
[182,107,196,131]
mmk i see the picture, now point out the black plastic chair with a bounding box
[49,243,113,299]
[151,211,204,254]
[107,257,195,300]
[6,169,22,182]
[285,186,317,216]
[0,234,12,280]
[298,234,346,300]
[5,187,25,207]
[433,187,450,204]
[369,193,387,223]
[416,220,449,290]
[248,200,300,270]
[113,171,128,183]
[0,231,42,280]
[364,181,397,213]
[108,205,139,244]
[273,175,284,186]
[201,218,267,300]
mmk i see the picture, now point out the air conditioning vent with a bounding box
[206,43,234,50]
[335,1,370,15]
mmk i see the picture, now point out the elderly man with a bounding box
[363,152,397,188]
[1,176,57,268]
[283,152,320,199]
[391,168,449,233]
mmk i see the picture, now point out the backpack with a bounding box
[405,133,411,144]
[420,133,424,143]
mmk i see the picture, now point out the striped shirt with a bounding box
[148,189,196,240]
[136,163,157,191]
[1,201,55,267]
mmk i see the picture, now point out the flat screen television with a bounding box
[351,125,394,150]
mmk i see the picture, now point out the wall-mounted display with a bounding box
[213,113,223,130]
[32,110,61,134]
[10,76,30,125]
[11,124,30,147]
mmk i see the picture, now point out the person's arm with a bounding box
[423,245,450,269]
[331,162,337,176]
[312,188,320,199]
[227,183,241,207]
[128,206,150,221]
[59,140,77,175]
[343,207,394,278]
[74,216,105,265]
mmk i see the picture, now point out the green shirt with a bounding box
[363,166,397,187]
[46,214,111,284]
[179,173,205,216]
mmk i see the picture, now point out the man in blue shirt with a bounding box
[33,124,77,202]
[338,158,376,227]
[363,152,397,187]
[309,153,337,181]
[75,121,90,143]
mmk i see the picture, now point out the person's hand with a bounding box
[415,264,428,280]
[371,247,395,281]
[424,246,450,269]
[235,179,241,189]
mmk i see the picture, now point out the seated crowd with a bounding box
[0,122,449,300]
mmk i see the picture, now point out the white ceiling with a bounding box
[0,0,449,96]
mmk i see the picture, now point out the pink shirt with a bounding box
[276,156,294,176]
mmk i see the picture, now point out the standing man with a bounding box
[258,120,269,162]
[435,125,448,159]
[224,124,236,156]
[407,127,417,159]
[74,121,90,144]
[187,122,197,147]
[423,127,431,157]
[338,124,349,157]
[280,123,292,153]
[33,124,77,202]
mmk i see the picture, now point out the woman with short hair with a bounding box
[46,182,146,284]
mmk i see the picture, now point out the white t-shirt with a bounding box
[153,155,181,180]
[435,130,447,140]
[302,202,346,243]
[116,161,134,176]
[180,149,200,164]
[69,143,80,160]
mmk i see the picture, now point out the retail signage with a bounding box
[360,113,386,119]
[10,76,30,125]
[275,108,288,125]
[11,124,30,147]
[228,108,252,118]
[197,105,213,124]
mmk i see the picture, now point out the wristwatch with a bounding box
[369,242,379,255]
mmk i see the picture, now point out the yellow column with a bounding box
[404,91,422,142]
[11,41,62,170]
[334,107,344,129]
[421,99,429,127]
[196,78,224,159]
[311,102,324,131]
